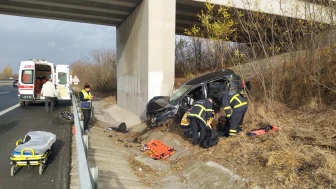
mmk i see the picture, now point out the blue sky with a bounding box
[0,14,116,74]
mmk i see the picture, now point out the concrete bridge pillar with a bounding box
[116,0,176,119]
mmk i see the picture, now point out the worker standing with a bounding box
[221,91,248,136]
[79,83,94,134]
[41,78,57,112]
[187,97,214,146]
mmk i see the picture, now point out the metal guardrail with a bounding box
[72,95,98,189]
[0,80,13,83]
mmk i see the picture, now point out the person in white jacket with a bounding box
[41,78,57,112]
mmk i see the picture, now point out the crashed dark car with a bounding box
[146,69,250,127]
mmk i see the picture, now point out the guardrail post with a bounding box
[90,167,98,189]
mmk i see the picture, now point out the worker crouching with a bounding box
[184,97,219,148]
[221,91,248,136]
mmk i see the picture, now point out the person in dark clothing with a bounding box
[216,116,230,137]
[187,97,217,147]
[221,91,248,136]
[79,83,94,134]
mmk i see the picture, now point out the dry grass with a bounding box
[167,102,336,189]
[128,154,157,187]
[170,47,336,188]
[102,96,116,107]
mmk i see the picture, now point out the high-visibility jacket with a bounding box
[79,89,92,109]
[187,99,213,125]
[221,91,247,118]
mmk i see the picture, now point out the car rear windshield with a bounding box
[21,70,34,84]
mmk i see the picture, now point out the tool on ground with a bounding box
[246,125,282,136]
[141,139,176,160]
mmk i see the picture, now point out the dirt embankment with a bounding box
[94,94,335,189]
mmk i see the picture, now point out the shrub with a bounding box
[70,48,117,94]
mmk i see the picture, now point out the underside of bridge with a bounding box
[0,0,213,36]
[0,0,334,117]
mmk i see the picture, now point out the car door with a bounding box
[178,84,205,118]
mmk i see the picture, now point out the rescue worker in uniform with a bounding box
[221,91,248,136]
[187,97,215,146]
[79,83,94,134]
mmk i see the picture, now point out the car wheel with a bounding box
[57,111,74,125]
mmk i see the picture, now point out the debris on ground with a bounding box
[105,122,128,133]
[246,125,282,136]
[128,154,157,187]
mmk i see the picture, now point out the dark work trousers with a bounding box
[189,117,207,146]
[181,125,193,138]
[217,121,230,137]
[45,97,54,111]
[201,128,219,148]
[229,105,248,135]
[81,108,91,131]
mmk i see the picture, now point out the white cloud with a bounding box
[0,14,116,72]
[47,41,56,47]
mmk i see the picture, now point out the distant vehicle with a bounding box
[13,79,18,87]
[145,69,250,127]
[18,59,71,106]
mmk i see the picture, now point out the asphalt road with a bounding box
[0,85,72,189]
[0,85,19,112]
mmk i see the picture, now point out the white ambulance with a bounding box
[18,59,71,106]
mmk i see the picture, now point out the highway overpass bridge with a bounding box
[0,0,335,118]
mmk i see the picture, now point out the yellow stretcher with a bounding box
[10,132,55,176]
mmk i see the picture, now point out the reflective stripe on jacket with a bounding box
[221,91,247,117]
[187,99,213,125]
[81,89,92,100]
[80,89,92,109]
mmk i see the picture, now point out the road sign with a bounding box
[73,75,80,85]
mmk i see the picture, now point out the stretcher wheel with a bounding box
[39,164,44,175]
[10,165,16,176]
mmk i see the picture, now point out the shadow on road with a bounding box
[44,139,65,172]
[0,120,19,135]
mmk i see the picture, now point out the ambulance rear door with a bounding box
[18,61,35,101]
[55,64,71,101]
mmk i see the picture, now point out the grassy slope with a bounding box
[173,50,336,188]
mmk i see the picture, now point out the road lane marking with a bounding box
[0,104,20,117]
[0,91,10,95]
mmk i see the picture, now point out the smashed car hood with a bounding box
[147,96,172,114]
